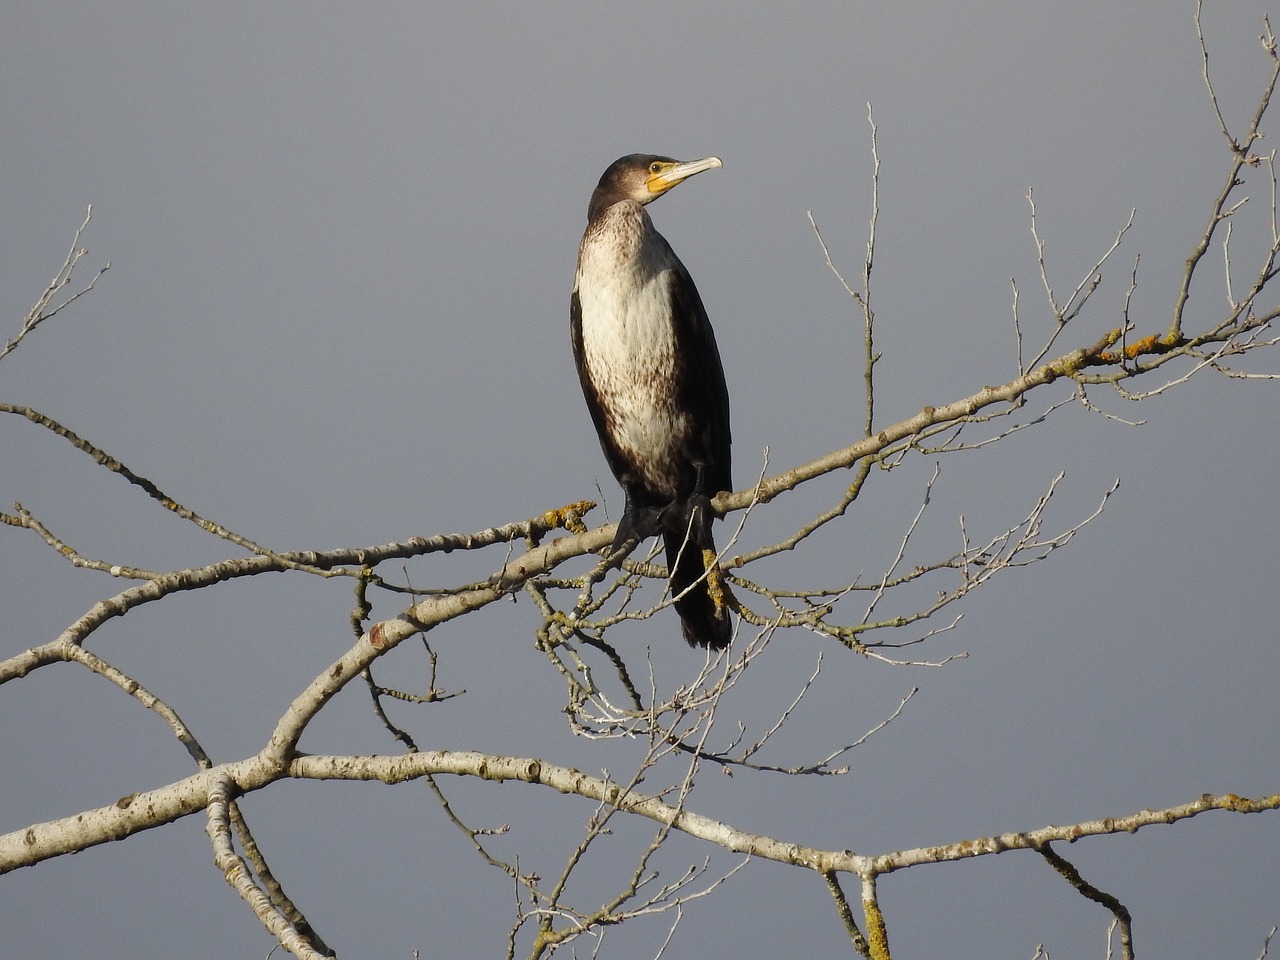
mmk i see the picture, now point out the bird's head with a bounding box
[588,154,722,220]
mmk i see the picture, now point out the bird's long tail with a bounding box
[664,519,732,649]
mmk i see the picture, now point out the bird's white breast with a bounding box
[575,209,692,496]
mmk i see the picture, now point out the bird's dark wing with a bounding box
[665,255,732,497]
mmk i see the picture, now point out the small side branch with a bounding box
[861,872,891,960]
[1037,842,1133,960]
[1175,1,1280,340]
[206,775,333,959]
[823,871,871,958]
[0,206,109,366]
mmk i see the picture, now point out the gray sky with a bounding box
[3,2,1278,957]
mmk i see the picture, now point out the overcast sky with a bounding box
[3,2,1279,958]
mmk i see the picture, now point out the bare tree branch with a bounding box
[0,206,109,366]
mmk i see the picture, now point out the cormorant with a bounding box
[570,154,733,648]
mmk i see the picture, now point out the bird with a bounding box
[570,154,733,648]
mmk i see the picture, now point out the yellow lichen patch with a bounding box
[863,898,891,960]
[1100,332,1163,364]
[1126,334,1162,358]
[540,500,595,533]
[703,548,730,610]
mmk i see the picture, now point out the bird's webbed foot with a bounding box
[687,464,720,545]
[662,491,714,551]
[661,467,717,553]
[609,493,662,556]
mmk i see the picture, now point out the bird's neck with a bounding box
[578,201,666,280]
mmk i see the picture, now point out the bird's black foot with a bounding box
[610,496,662,556]
[658,491,715,552]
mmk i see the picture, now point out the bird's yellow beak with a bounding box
[646,156,723,196]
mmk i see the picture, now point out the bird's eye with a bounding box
[649,162,663,174]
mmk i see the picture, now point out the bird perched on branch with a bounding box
[570,154,733,648]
